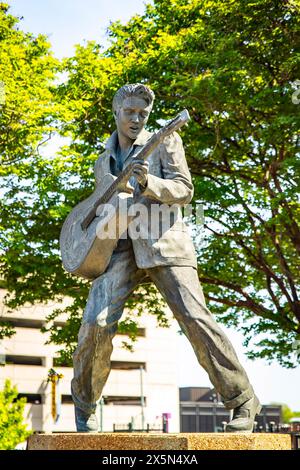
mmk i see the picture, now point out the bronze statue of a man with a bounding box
[71,83,261,432]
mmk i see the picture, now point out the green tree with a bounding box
[0,379,31,450]
[54,0,300,366]
[271,403,300,423]
[0,4,168,364]
[0,2,60,339]
[1,1,300,367]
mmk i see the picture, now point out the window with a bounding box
[104,396,146,406]
[111,361,146,370]
[1,318,45,329]
[17,393,42,404]
[198,414,214,432]
[52,360,147,369]
[181,415,196,432]
[50,324,146,337]
[53,321,66,328]
[61,395,73,404]
[117,328,146,337]
[0,318,71,330]
[265,407,280,414]
[5,355,43,366]
[59,395,149,406]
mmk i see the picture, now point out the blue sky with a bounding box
[9,0,148,58]
[6,0,300,410]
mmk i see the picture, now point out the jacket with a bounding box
[94,128,198,269]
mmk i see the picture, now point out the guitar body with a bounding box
[60,173,134,280]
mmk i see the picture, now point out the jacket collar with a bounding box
[105,128,153,159]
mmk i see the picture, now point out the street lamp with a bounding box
[99,396,105,432]
[269,421,276,433]
[140,366,145,432]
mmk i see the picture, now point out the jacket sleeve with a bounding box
[94,153,105,186]
[141,131,194,205]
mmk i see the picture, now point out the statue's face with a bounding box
[115,96,151,141]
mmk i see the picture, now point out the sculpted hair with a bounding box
[112,83,155,114]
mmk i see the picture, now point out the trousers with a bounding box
[71,242,254,413]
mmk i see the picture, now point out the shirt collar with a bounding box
[105,128,153,159]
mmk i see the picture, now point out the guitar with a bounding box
[60,109,190,280]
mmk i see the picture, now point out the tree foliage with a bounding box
[0,2,63,337]
[271,402,300,423]
[0,12,58,254]
[0,1,300,366]
[0,379,31,450]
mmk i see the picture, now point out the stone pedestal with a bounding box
[27,433,291,450]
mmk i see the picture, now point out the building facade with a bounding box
[180,387,282,433]
[0,289,180,433]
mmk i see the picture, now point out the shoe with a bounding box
[75,406,98,432]
[225,395,262,433]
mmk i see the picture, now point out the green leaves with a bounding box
[95,0,300,366]
[1,1,300,367]
[0,380,32,450]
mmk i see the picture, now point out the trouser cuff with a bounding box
[71,381,97,414]
[223,386,254,410]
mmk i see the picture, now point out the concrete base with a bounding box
[27,433,291,450]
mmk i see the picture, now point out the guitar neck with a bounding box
[100,128,168,202]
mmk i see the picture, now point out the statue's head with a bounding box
[112,83,155,115]
[112,84,155,141]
